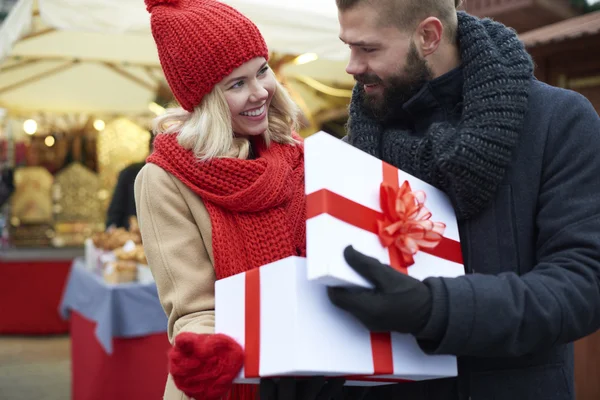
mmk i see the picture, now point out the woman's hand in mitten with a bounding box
[168,332,244,400]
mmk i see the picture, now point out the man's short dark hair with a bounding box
[336,0,460,41]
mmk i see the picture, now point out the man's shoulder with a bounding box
[528,79,593,111]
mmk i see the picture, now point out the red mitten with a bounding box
[168,332,244,400]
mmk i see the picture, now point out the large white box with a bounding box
[305,132,465,288]
[215,257,457,385]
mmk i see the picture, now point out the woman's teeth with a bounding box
[241,104,265,117]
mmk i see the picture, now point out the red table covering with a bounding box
[0,259,71,334]
[71,311,171,400]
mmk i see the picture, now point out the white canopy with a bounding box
[0,0,351,116]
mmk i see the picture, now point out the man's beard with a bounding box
[356,43,433,120]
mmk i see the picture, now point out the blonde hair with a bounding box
[153,79,300,161]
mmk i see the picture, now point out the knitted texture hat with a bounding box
[145,0,269,112]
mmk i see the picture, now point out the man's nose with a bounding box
[345,53,366,76]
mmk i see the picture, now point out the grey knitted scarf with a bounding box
[346,12,534,220]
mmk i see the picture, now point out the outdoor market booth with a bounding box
[0,0,353,398]
[0,0,353,332]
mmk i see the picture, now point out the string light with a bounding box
[23,119,37,135]
[44,136,56,147]
[93,119,106,131]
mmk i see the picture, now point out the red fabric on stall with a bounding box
[70,311,171,400]
[0,260,71,334]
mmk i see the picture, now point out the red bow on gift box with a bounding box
[378,181,447,268]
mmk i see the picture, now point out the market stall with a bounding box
[0,0,353,336]
[0,0,353,242]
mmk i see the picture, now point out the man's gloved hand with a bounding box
[327,246,433,334]
[259,377,346,400]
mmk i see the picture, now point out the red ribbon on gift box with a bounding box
[304,161,463,376]
[245,268,261,378]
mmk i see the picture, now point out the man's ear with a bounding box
[415,17,443,57]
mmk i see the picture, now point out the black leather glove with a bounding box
[259,377,345,400]
[327,246,433,334]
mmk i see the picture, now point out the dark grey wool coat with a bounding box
[343,69,600,400]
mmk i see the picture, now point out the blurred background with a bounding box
[0,0,599,399]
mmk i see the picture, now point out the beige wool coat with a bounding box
[134,162,217,400]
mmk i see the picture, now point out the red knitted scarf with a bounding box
[147,133,306,280]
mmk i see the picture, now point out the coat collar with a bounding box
[402,66,464,120]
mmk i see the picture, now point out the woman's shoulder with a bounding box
[136,163,192,196]
[136,163,206,203]
[136,162,173,186]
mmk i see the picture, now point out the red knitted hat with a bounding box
[145,0,269,112]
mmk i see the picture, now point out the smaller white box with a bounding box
[304,132,465,288]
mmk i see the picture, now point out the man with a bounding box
[0,166,14,208]
[327,1,600,399]
[106,136,153,230]
[105,161,145,230]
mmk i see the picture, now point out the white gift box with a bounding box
[136,264,154,284]
[84,238,108,271]
[305,132,465,288]
[215,256,457,385]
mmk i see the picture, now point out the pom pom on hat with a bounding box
[147,0,269,111]
[145,0,179,13]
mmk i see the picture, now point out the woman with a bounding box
[137,0,347,399]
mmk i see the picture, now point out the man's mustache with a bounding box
[354,74,382,85]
